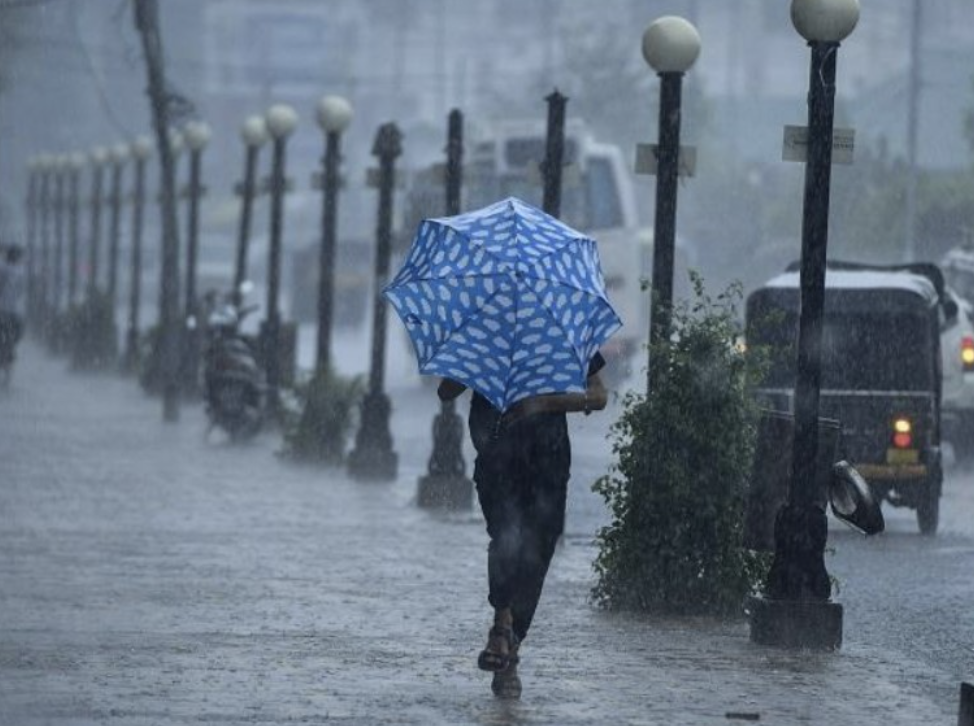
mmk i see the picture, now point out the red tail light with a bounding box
[891,417,913,449]
[962,335,974,372]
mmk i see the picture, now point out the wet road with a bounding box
[1,334,972,724]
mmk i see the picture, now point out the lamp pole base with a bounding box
[417,401,472,510]
[747,594,843,651]
[347,390,398,482]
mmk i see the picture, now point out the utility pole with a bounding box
[133,0,182,422]
[903,0,921,262]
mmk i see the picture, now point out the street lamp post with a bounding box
[641,16,700,392]
[313,94,353,374]
[182,120,211,322]
[347,122,401,482]
[107,144,129,324]
[748,0,860,651]
[233,115,268,306]
[35,155,53,333]
[24,158,39,327]
[263,104,299,418]
[181,120,211,395]
[51,156,67,325]
[86,146,108,300]
[417,108,473,509]
[66,153,84,308]
[123,136,153,374]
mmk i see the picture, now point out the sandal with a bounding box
[491,646,522,699]
[477,625,519,672]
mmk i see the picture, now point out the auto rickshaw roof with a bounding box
[754,260,946,311]
[760,270,938,303]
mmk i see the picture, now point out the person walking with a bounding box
[437,352,608,699]
[0,244,27,385]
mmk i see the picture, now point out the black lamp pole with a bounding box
[791,41,838,516]
[647,71,683,382]
[348,122,401,482]
[183,146,201,321]
[42,160,64,341]
[36,162,51,333]
[541,90,567,217]
[182,122,210,395]
[232,144,259,305]
[764,39,840,605]
[233,118,266,307]
[183,123,209,324]
[315,99,351,372]
[124,141,150,374]
[51,161,66,321]
[24,161,38,326]
[106,151,125,315]
[264,135,286,415]
[749,0,859,652]
[263,105,298,419]
[417,108,473,509]
[86,151,106,300]
[67,157,82,307]
[640,17,699,393]
[315,124,340,370]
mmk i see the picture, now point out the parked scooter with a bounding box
[201,290,265,441]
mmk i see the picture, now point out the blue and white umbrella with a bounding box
[383,197,622,412]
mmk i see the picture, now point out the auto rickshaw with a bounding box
[745,261,957,535]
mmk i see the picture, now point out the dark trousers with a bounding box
[473,413,570,642]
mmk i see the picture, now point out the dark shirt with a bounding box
[468,351,606,454]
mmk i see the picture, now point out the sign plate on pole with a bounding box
[366,168,404,188]
[634,143,697,177]
[310,171,348,190]
[782,125,855,164]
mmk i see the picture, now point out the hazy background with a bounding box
[1,0,972,303]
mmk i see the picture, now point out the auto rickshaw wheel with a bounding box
[916,485,940,535]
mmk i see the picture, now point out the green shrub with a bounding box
[280,366,364,465]
[592,275,769,616]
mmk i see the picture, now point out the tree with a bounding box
[133,0,182,422]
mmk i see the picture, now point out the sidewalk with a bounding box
[0,340,951,725]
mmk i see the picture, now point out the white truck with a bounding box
[939,246,974,462]
[400,118,695,388]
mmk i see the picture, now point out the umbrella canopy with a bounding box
[383,197,622,412]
